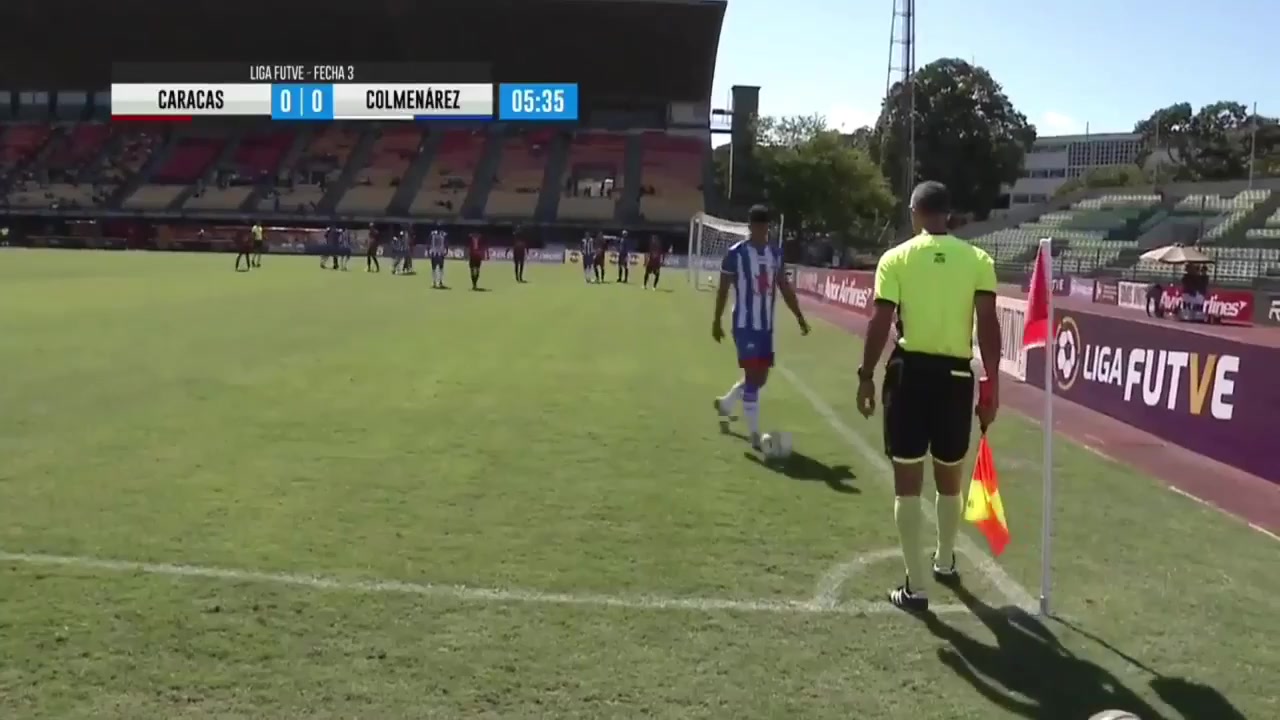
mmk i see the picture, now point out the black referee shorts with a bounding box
[882,348,975,466]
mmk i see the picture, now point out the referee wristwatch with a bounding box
[857,366,875,383]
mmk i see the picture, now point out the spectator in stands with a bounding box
[1146,282,1163,318]
[1180,264,1207,322]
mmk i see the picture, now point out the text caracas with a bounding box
[1077,346,1238,420]
[158,88,225,110]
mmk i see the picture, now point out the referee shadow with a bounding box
[917,584,1240,719]
[732,432,858,494]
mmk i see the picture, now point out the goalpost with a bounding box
[687,211,785,291]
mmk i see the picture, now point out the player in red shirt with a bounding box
[512,234,528,283]
[468,233,485,290]
[643,235,666,289]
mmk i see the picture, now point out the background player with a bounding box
[616,230,631,283]
[711,205,809,449]
[250,222,265,268]
[401,225,415,275]
[468,232,485,290]
[593,234,607,283]
[338,227,352,270]
[321,225,340,270]
[512,233,528,283]
[580,232,595,284]
[643,235,665,289]
[428,225,448,288]
[234,227,253,272]
[365,224,382,272]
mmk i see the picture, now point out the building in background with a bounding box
[1004,132,1143,209]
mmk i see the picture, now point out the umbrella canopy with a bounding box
[1139,245,1215,264]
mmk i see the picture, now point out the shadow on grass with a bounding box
[730,430,858,494]
[918,585,1245,720]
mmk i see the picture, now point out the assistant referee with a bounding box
[856,181,1002,612]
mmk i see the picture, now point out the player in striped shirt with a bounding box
[390,230,411,275]
[427,226,449,288]
[337,227,352,270]
[711,205,809,450]
[580,232,596,284]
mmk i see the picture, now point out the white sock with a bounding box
[719,380,745,413]
[743,398,760,437]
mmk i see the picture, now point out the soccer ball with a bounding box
[760,432,793,459]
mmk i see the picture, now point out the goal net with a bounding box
[687,212,785,291]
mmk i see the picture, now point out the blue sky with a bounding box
[711,0,1279,139]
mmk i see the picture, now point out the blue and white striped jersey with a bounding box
[721,240,783,332]
[581,235,595,257]
[428,230,448,256]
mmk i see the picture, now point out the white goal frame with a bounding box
[687,211,786,292]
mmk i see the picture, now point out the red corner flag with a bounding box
[1023,244,1051,350]
[964,436,1010,556]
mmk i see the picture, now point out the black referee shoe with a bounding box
[932,553,961,587]
[888,579,929,612]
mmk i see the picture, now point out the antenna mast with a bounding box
[887,0,917,229]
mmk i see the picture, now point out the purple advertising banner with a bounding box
[1020,275,1071,296]
[1027,308,1280,484]
[1094,279,1119,305]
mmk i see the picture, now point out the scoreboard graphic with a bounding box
[110,62,579,123]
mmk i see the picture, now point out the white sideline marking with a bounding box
[1168,487,1280,543]
[0,550,969,616]
[776,364,1039,612]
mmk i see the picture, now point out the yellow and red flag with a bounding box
[965,435,1010,556]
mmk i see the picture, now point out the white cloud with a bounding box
[1038,111,1086,136]
[824,104,879,133]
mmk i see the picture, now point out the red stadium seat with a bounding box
[638,131,705,223]
[484,129,554,219]
[558,131,625,220]
[338,126,424,213]
[409,129,484,217]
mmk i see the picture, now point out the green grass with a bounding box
[0,250,1276,719]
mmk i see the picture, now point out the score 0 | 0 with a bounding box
[278,87,326,114]
[510,87,565,114]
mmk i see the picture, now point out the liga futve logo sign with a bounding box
[1053,316,1083,391]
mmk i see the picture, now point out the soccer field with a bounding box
[1,250,1276,720]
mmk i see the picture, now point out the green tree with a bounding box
[751,114,895,244]
[1134,101,1274,181]
[873,58,1036,220]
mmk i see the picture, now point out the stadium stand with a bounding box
[186,129,295,210]
[409,129,484,218]
[557,132,625,220]
[0,123,53,178]
[484,129,554,219]
[337,126,424,214]
[125,129,228,209]
[2,123,110,209]
[261,125,360,214]
[638,131,705,223]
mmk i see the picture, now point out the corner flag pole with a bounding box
[1038,236,1055,617]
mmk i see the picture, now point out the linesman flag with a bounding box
[964,435,1010,556]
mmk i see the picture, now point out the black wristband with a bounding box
[857,366,875,382]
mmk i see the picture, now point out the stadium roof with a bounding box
[4,0,727,101]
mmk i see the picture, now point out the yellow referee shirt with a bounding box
[873,232,997,360]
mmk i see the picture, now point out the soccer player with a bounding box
[855,181,1001,612]
[321,225,339,270]
[401,225,415,275]
[643,235,664,289]
[467,232,485,290]
[427,226,448,288]
[234,228,253,271]
[711,205,809,449]
[593,235,607,283]
[338,227,352,270]
[616,230,630,283]
[250,222,265,267]
[365,223,381,272]
[512,233,527,282]
[580,232,595,283]
[391,229,410,274]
